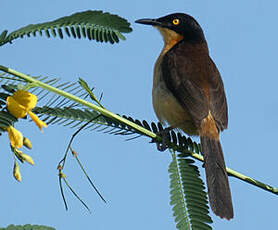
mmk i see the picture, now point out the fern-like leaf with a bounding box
[0,224,55,230]
[0,73,206,156]
[0,10,132,46]
[169,155,191,230]
[0,111,18,133]
[34,106,140,136]
[169,153,212,230]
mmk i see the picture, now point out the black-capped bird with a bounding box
[135,13,233,220]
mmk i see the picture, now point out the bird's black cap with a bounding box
[136,13,205,43]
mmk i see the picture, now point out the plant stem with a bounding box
[190,152,278,195]
[0,65,156,138]
[1,65,277,196]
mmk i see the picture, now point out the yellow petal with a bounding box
[7,126,23,148]
[29,111,48,131]
[23,137,32,149]
[7,96,28,118]
[7,91,38,118]
[12,90,37,111]
[13,161,22,182]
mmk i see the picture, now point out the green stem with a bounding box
[73,151,107,203]
[62,176,91,213]
[188,153,278,195]
[1,65,277,196]
[227,167,278,194]
[0,65,156,138]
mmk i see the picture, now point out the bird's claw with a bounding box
[151,127,173,152]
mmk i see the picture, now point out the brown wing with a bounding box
[161,41,228,130]
[208,58,228,130]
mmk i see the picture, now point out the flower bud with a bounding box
[7,126,23,148]
[23,137,32,149]
[21,153,35,165]
[13,161,22,182]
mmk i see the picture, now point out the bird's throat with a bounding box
[155,27,184,55]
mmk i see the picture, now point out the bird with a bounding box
[135,13,233,220]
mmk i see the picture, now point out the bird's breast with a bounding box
[152,53,198,135]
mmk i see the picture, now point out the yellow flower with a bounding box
[13,161,22,182]
[7,90,47,131]
[7,126,23,148]
[7,90,37,118]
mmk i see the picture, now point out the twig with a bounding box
[1,65,277,196]
[188,152,278,195]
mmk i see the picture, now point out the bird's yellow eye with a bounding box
[172,19,180,25]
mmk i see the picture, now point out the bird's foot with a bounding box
[151,127,173,152]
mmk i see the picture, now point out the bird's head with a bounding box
[135,13,205,44]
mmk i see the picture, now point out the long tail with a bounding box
[200,135,234,220]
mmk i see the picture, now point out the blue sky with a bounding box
[1,1,278,229]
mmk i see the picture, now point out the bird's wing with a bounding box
[208,58,228,130]
[161,42,228,130]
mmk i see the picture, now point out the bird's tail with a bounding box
[200,135,234,220]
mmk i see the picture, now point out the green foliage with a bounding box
[34,103,202,155]
[0,75,203,151]
[0,10,132,46]
[169,156,190,230]
[34,105,152,138]
[0,110,18,130]
[78,78,104,108]
[169,154,212,230]
[0,72,213,230]
[0,88,17,130]
[0,224,55,230]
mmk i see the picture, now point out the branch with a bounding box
[0,65,155,138]
[1,65,277,196]
[187,152,278,195]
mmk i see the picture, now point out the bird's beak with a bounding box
[135,18,162,27]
